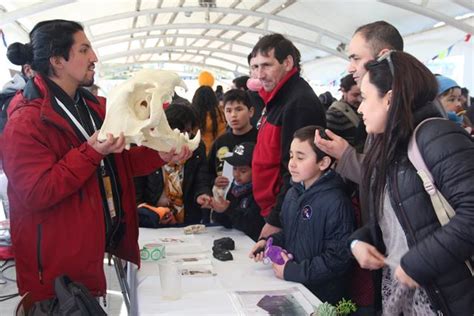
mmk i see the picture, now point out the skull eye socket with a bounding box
[140,100,148,108]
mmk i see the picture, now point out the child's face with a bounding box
[439,88,462,113]
[289,139,324,188]
[224,101,254,133]
[232,165,252,185]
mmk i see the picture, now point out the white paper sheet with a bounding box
[222,161,234,197]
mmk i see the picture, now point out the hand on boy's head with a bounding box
[210,198,230,213]
[272,252,290,279]
[314,129,348,161]
[196,194,212,208]
[214,176,230,188]
[249,239,267,261]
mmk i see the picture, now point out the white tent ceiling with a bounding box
[0,0,473,85]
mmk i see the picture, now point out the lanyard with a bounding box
[55,97,105,172]
[54,97,97,140]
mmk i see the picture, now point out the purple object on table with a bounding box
[263,237,293,265]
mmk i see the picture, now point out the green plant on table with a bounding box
[313,298,357,316]
[335,298,357,316]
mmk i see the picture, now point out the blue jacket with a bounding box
[272,169,355,304]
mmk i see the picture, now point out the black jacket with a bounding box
[207,128,258,179]
[134,142,211,225]
[350,103,474,315]
[272,170,354,304]
[212,182,264,241]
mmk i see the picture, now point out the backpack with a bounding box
[328,101,360,127]
[328,101,367,152]
[408,117,474,276]
[28,275,107,315]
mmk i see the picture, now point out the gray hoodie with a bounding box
[1,74,28,132]
[1,74,27,95]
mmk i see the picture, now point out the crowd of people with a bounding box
[0,17,472,316]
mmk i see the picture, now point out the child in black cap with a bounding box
[211,142,264,241]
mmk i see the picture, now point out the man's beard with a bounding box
[80,76,95,87]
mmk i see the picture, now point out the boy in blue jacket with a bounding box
[250,125,354,304]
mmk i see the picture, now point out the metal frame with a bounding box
[0,0,75,26]
[1,0,471,81]
[92,23,345,57]
[83,6,348,43]
[452,0,474,11]
[378,0,474,34]
[112,256,131,315]
[84,4,348,68]
[101,46,247,65]
[94,33,253,50]
[100,60,247,77]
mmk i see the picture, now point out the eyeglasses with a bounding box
[376,50,396,77]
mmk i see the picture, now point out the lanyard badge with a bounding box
[102,175,116,219]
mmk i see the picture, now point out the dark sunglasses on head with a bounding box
[376,50,396,77]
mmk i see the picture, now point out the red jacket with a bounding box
[2,75,164,301]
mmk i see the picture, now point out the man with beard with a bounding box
[2,19,190,304]
[315,21,403,186]
[326,74,366,152]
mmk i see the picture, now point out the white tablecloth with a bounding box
[129,226,321,315]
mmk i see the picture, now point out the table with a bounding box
[128,226,322,315]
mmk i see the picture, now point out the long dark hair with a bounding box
[7,20,83,77]
[191,86,223,137]
[361,51,438,217]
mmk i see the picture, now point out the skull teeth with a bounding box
[99,69,200,153]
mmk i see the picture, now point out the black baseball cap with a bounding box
[223,142,255,167]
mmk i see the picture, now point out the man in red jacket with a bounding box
[249,34,326,238]
[2,19,190,303]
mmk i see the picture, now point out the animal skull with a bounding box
[98,69,200,153]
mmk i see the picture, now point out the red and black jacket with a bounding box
[252,69,326,227]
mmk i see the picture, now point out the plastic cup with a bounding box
[158,260,182,300]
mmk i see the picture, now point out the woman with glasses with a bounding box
[349,51,474,315]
